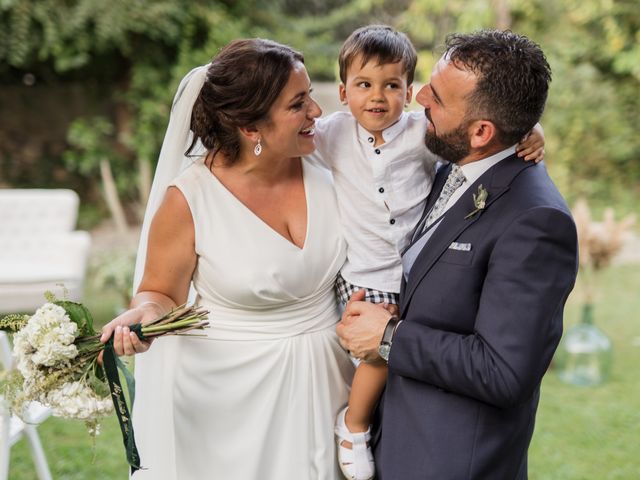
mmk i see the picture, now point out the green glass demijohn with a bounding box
[555,304,612,386]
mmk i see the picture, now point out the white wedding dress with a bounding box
[131,159,353,480]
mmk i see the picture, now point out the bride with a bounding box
[101,38,353,479]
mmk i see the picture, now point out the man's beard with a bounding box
[425,116,471,164]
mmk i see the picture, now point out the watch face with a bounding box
[378,343,391,361]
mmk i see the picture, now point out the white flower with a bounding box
[45,381,113,420]
[15,303,78,367]
[20,368,48,398]
[12,328,32,355]
[13,329,37,377]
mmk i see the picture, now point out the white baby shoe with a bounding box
[334,406,375,480]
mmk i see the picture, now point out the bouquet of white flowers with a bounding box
[0,293,208,471]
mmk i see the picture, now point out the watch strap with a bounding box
[381,316,400,346]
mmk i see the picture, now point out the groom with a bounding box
[337,30,579,479]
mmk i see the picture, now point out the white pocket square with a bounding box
[449,242,472,251]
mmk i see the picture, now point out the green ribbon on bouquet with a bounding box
[103,324,147,474]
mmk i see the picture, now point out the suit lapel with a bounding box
[400,154,535,314]
[400,163,451,300]
[405,163,451,248]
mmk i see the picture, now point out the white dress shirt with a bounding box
[402,145,518,280]
[306,111,439,293]
[446,145,517,213]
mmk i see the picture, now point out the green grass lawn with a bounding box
[7,264,640,479]
[529,263,640,479]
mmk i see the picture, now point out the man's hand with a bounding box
[337,289,394,362]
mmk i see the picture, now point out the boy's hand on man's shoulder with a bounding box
[516,122,545,163]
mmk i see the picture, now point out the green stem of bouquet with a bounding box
[74,314,208,351]
[141,317,206,335]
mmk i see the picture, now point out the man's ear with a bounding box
[239,125,260,143]
[339,84,347,105]
[469,120,497,149]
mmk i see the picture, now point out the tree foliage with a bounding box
[0,0,187,74]
[398,0,640,210]
[0,0,637,222]
[512,0,640,208]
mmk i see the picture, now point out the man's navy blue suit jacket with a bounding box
[373,155,579,480]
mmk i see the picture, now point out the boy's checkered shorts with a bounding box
[335,272,399,306]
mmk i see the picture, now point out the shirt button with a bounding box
[390,219,396,225]
[368,137,374,143]
[378,187,384,193]
[375,149,381,154]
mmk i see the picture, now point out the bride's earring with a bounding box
[254,138,262,156]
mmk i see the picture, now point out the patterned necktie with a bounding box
[424,164,466,229]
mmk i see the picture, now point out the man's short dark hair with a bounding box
[444,30,552,146]
[339,25,418,85]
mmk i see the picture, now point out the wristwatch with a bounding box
[378,316,400,362]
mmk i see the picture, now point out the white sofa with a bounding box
[0,189,91,313]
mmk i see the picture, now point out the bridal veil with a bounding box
[130,64,208,478]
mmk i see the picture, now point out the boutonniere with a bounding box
[464,184,488,219]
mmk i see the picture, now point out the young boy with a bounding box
[307,25,544,480]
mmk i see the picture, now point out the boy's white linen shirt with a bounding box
[306,111,438,294]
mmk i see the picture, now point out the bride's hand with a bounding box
[98,303,161,360]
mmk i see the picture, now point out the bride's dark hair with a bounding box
[188,38,304,164]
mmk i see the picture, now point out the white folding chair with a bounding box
[0,331,52,480]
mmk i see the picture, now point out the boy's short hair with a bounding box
[339,25,418,85]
